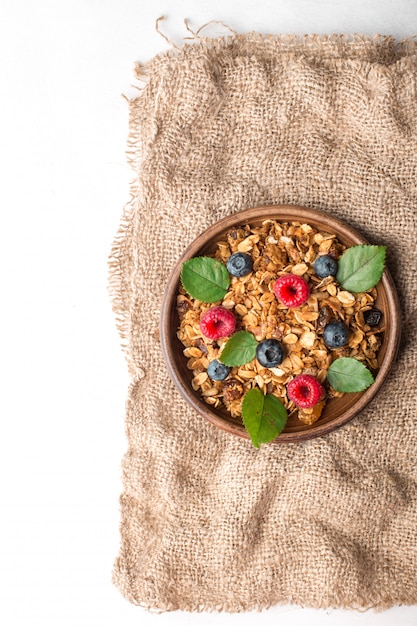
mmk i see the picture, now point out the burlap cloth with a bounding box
[109,33,417,611]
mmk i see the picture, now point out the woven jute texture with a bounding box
[109,33,417,611]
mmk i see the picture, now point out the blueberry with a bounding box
[207,359,230,381]
[256,338,285,368]
[323,321,349,349]
[363,307,382,327]
[314,255,338,278]
[226,252,253,277]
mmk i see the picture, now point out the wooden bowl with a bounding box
[160,205,401,443]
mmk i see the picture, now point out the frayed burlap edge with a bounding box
[108,30,417,375]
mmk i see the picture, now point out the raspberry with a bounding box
[287,374,324,409]
[273,274,310,308]
[200,306,236,340]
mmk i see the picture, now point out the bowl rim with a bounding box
[160,204,401,443]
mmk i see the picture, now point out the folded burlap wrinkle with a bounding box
[109,33,417,611]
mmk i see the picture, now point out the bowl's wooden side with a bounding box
[160,205,401,443]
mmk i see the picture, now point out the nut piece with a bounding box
[223,379,244,404]
[298,401,326,425]
[300,331,316,349]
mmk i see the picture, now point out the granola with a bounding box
[176,221,383,426]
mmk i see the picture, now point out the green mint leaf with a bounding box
[336,245,386,292]
[180,256,230,303]
[327,357,374,393]
[219,331,258,367]
[242,388,288,448]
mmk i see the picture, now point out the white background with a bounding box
[1,1,416,624]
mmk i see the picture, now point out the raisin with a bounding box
[317,305,331,330]
[176,297,191,319]
[194,338,208,354]
[363,308,383,327]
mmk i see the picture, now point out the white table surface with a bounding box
[1,1,416,624]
